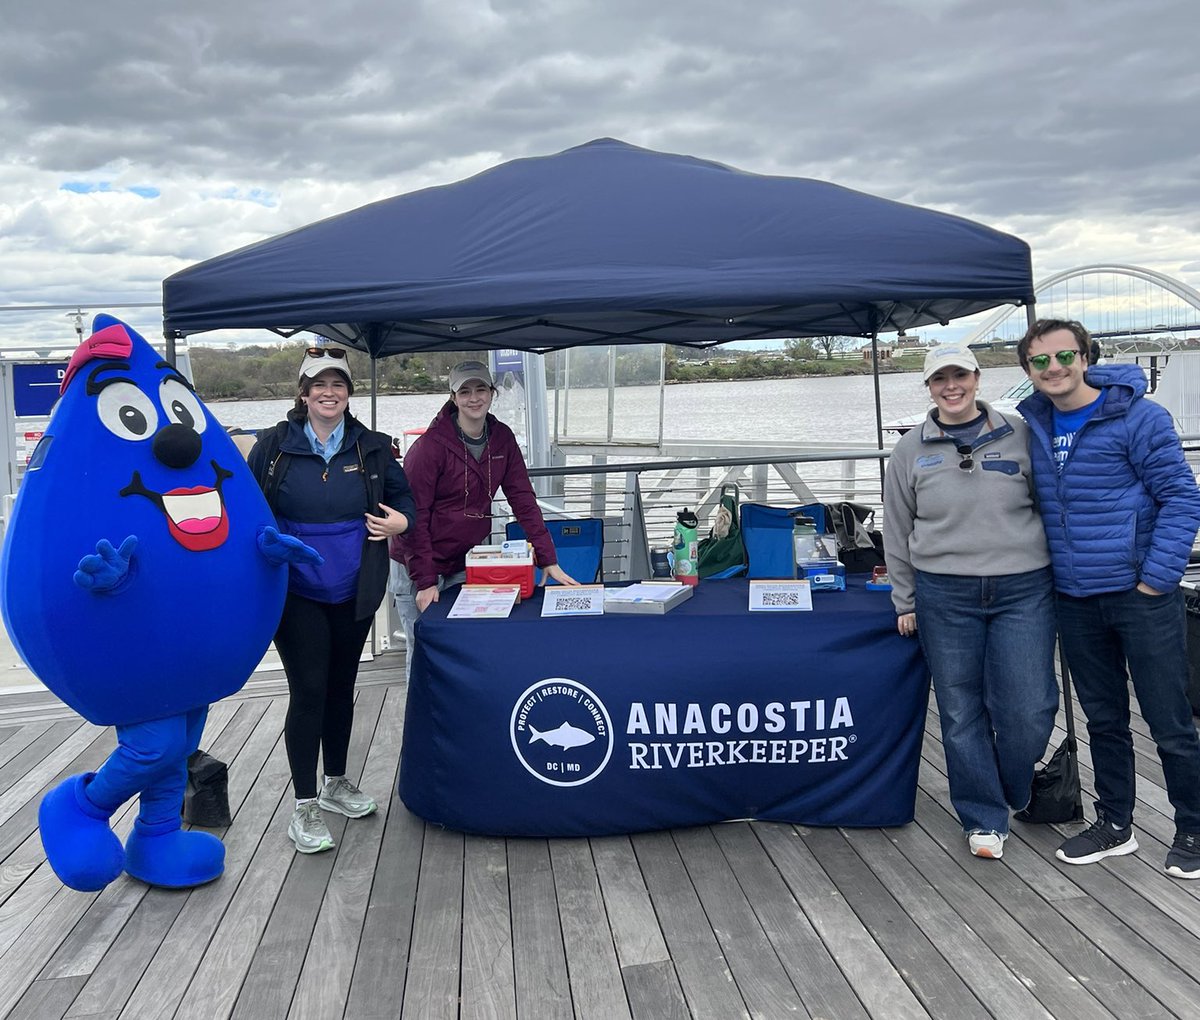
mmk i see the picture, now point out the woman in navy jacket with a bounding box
[249,345,415,855]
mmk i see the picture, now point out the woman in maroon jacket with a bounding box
[390,361,578,671]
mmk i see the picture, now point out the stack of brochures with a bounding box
[602,581,693,615]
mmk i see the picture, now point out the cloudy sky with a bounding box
[1,0,1196,348]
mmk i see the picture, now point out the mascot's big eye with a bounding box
[96,382,159,441]
[160,378,207,434]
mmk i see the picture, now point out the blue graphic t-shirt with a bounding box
[1052,393,1103,472]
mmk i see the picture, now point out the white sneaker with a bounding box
[289,801,335,854]
[968,831,1007,859]
[318,776,377,819]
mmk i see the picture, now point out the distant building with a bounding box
[892,334,931,357]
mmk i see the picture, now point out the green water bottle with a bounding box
[673,508,699,586]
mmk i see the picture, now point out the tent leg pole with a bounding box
[370,356,378,431]
[870,333,885,499]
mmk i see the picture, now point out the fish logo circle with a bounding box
[510,678,614,787]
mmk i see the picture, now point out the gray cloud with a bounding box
[1,0,1197,342]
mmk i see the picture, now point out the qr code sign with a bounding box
[557,596,595,612]
[762,591,802,607]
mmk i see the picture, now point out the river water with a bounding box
[4,365,1031,689]
[210,365,1031,446]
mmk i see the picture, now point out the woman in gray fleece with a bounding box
[883,345,1057,861]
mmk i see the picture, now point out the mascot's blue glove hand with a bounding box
[257,526,323,567]
[74,535,138,593]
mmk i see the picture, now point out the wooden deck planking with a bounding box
[289,686,407,1020]
[402,826,465,1019]
[168,688,359,1020]
[908,786,1165,1020]
[631,829,750,1019]
[802,824,992,1020]
[460,835,516,1020]
[0,660,1199,1018]
[118,698,294,1020]
[931,700,1200,926]
[849,826,1060,1019]
[230,685,388,1020]
[920,710,1200,1018]
[709,822,870,1020]
[39,701,243,981]
[0,720,93,800]
[0,703,245,1017]
[589,834,692,1019]
[343,718,424,1020]
[0,722,53,773]
[548,838,631,1020]
[507,837,573,1020]
[0,726,24,758]
[752,821,929,1020]
[671,825,812,1018]
[0,733,118,915]
[5,976,87,1020]
[589,835,669,969]
[618,960,691,1020]
[0,721,109,832]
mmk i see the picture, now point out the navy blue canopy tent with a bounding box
[162,138,1034,355]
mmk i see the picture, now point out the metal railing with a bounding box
[375,444,891,652]
[478,446,892,584]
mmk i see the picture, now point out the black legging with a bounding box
[273,592,373,799]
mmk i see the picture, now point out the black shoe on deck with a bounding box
[1165,832,1200,879]
[1056,816,1138,865]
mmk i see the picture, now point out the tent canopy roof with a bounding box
[162,138,1034,356]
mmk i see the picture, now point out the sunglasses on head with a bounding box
[1028,349,1078,371]
[305,347,347,360]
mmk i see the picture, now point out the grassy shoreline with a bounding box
[191,343,1021,402]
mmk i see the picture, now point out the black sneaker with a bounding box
[1055,816,1138,865]
[1165,832,1200,879]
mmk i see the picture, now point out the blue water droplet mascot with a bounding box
[0,315,319,891]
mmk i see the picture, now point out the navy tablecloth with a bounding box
[398,579,929,836]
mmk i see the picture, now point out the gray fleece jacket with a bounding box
[882,401,1050,615]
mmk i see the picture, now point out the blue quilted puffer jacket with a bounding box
[1018,364,1200,596]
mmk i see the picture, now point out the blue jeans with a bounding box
[1057,587,1200,832]
[915,568,1058,834]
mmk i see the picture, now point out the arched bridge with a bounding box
[965,264,1200,348]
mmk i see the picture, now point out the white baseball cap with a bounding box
[922,344,980,381]
[298,344,353,384]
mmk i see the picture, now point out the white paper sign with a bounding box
[748,579,813,612]
[447,585,521,619]
[540,584,606,617]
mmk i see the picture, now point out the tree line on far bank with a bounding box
[189,338,1020,401]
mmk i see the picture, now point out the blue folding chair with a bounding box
[505,518,605,584]
[739,502,827,579]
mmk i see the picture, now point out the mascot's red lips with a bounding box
[161,485,229,551]
[120,463,234,552]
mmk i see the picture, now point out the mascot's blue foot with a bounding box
[125,820,225,888]
[38,773,124,892]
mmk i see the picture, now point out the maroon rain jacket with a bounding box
[390,402,557,591]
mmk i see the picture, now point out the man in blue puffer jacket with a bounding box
[1018,318,1200,879]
